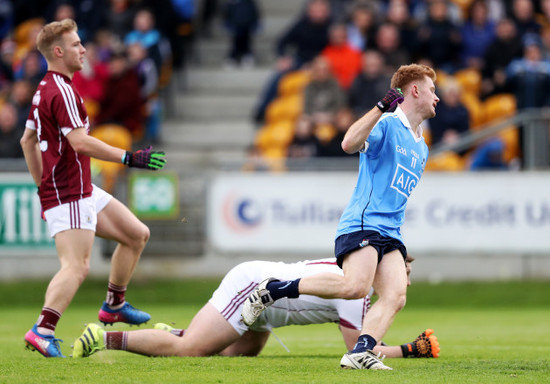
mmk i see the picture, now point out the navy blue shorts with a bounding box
[334,230,407,269]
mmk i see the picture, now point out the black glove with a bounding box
[123,146,166,170]
[377,88,404,113]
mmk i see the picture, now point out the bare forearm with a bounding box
[69,133,126,163]
[374,344,403,358]
[20,130,42,186]
[341,107,382,154]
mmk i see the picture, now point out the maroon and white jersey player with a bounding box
[25,70,92,211]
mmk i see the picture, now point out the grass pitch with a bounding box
[0,278,549,384]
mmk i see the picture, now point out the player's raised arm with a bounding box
[66,127,166,170]
[341,88,404,154]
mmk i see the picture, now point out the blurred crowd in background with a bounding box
[2,0,550,173]
[247,0,550,171]
[0,0,196,160]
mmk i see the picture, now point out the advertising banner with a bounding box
[129,171,179,220]
[208,172,550,254]
[0,174,53,250]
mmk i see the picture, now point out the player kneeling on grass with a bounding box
[72,257,439,359]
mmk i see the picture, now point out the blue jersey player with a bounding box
[242,64,439,370]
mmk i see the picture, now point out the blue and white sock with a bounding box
[351,334,377,353]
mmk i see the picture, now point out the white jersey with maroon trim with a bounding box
[26,71,92,211]
[209,259,371,335]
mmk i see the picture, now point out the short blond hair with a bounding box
[390,64,436,90]
[36,19,77,61]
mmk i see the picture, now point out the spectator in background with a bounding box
[8,79,33,129]
[73,42,109,104]
[321,23,361,90]
[480,18,523,99]
[127,41,161,143]
[0,103,23,158]
[94,29,119,62]
[346,1,377,51]
[348,50,391,118]
[429,79,469,153]
[252,0,332,124]
[0,39,15,96]
[303,56,345,124]
[164,0,195,72]
[506,33,550,110]
[287,114,321,159]
[124,8,165,76]
[51,2,75,22]
[96,51,145,138]
[469,138,507,170]
[510,0,541,39]
[222,0,261,68]
[417,0,462,72]
[460,0,496,70]
[14,49,47,88]
[0,0,14,41]
[47,0,104,44]
[374,23,410,75]
[275,0,331,72]
[319,107,356,157]
[385,0,419,56]
[105,0,137,41]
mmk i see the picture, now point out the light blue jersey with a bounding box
[336,107,429,242]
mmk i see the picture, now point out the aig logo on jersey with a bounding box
[390,164,419,198]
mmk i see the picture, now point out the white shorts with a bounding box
[44,184,113,238]
[209,261,269,336]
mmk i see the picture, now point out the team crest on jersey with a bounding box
[39,140,48,152]
[390,164,419,198]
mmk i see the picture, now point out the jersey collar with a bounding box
[47,70,72,83]
[394,106,424,142]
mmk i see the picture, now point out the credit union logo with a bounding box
[222,194,263,233]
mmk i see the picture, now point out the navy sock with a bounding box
[351,334,377,353]
[266,279,301,301]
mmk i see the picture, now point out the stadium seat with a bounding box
[460,91,485,129]
[424,151,465,171]
[278,70,311,97]
[315,122,336,144]
[89,124,133,193]
[435,69,450,88]
[83,98,100,124]
[422,127,432,147]
[498,125,520,162]
[255,119,295,150]
[13,18,45,62]
[454,67,482,96]
[265,94,304,124]
[483,93,517,124]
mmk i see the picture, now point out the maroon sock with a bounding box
[106,282,127,307]
[105,331,128,350]
[36,307,61,332]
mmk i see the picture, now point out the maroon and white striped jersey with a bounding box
[25,71,92,211]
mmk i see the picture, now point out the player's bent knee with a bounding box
[341,284,370,300]
[137,224,150,245]
[379,292,407,313]
[127,224,150,250]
